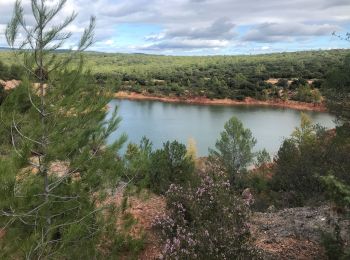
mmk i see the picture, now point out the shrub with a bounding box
[321,175,350,208]
[153,171,256,259]
[271,114,350,207]
[124,137,153,189]
[321,225,350,260]
[294,85,313,102]
[270,114,325,206]
[149,141,195,194]
[277,78,289,88]
[0,85,7,105]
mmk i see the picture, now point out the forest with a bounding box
[0,0,350,259]
[1,49,350,103]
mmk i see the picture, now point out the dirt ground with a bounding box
[114,91,326,112]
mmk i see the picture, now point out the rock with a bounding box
[250,205,350,259]
[242,188,254,206]
[267,205,276,213]
[3,79,21,90]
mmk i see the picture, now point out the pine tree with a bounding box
[0,0,126,258]
[209,117,256,185]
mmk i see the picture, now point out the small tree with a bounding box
[321,175,350,208]
[209,117,256,184]
[324,54,350,125]
[150,141,195,194]
[0,0,126,258]
[124,137,153,188]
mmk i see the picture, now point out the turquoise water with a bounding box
[107,99,336,156]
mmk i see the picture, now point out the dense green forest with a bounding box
[1,49,349,101]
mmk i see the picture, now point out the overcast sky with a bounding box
[0,0,350,55]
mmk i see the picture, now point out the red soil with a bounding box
[114,91,327,112]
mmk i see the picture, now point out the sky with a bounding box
[0,0,350,55]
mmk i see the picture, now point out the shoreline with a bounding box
[114,91,327,112]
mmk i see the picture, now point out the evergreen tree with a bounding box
[324,54,350,125]
[0,0,126,258]
[209,117,256,184]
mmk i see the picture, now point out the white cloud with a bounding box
[0,0,349,53]
[105,39,114,46]
[243,23,340,43]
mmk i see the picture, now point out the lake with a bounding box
[107,99,336,156]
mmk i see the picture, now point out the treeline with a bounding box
[1,49,349,101]
[89,49,348,102]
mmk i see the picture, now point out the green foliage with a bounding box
[321,224,350,260]
[324,54,350,123]
[154,171,256,259]
[0,0,127,258]
[321,231,344,260]
[255,149,271,168]
[293,85,322,104]
[271,114,323,205]
[294,85,313,102]
[1,49,348,101]
[209,116,256,184]
[124,138,195,194]
[321,175,350,208]
[0,85,7,105]
[124,137,153,188]
[271,113,350,207]
[277,78,289,88]
[149,140,195,194]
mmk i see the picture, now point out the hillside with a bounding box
[110,186,349,260]
[1,49,349,104]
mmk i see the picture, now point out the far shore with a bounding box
[114,91,327,112]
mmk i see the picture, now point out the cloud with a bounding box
[142,39,230,51]
[156,18,236,41]
[0,0,349,54]
[243,23,340,43]
[144,18,236,50]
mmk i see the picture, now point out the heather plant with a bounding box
[153,171,256,259]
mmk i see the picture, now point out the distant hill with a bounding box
[0,47,11,52]
[0,47,75,53]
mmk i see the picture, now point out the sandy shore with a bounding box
[114,91,327,112]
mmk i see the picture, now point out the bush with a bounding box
[153,171,256,259]
[149,141,195,194]
[277,78,289,88]
[321,175,350,208]
[271,114,350,207]
[0,60,9,80]
[321,226,350,260]
[0,85,7,105]
[124,137,153,189]
[294,85,313,102]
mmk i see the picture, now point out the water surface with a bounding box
[107,99,335,156]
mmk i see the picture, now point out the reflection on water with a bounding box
[106,99,336,156]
